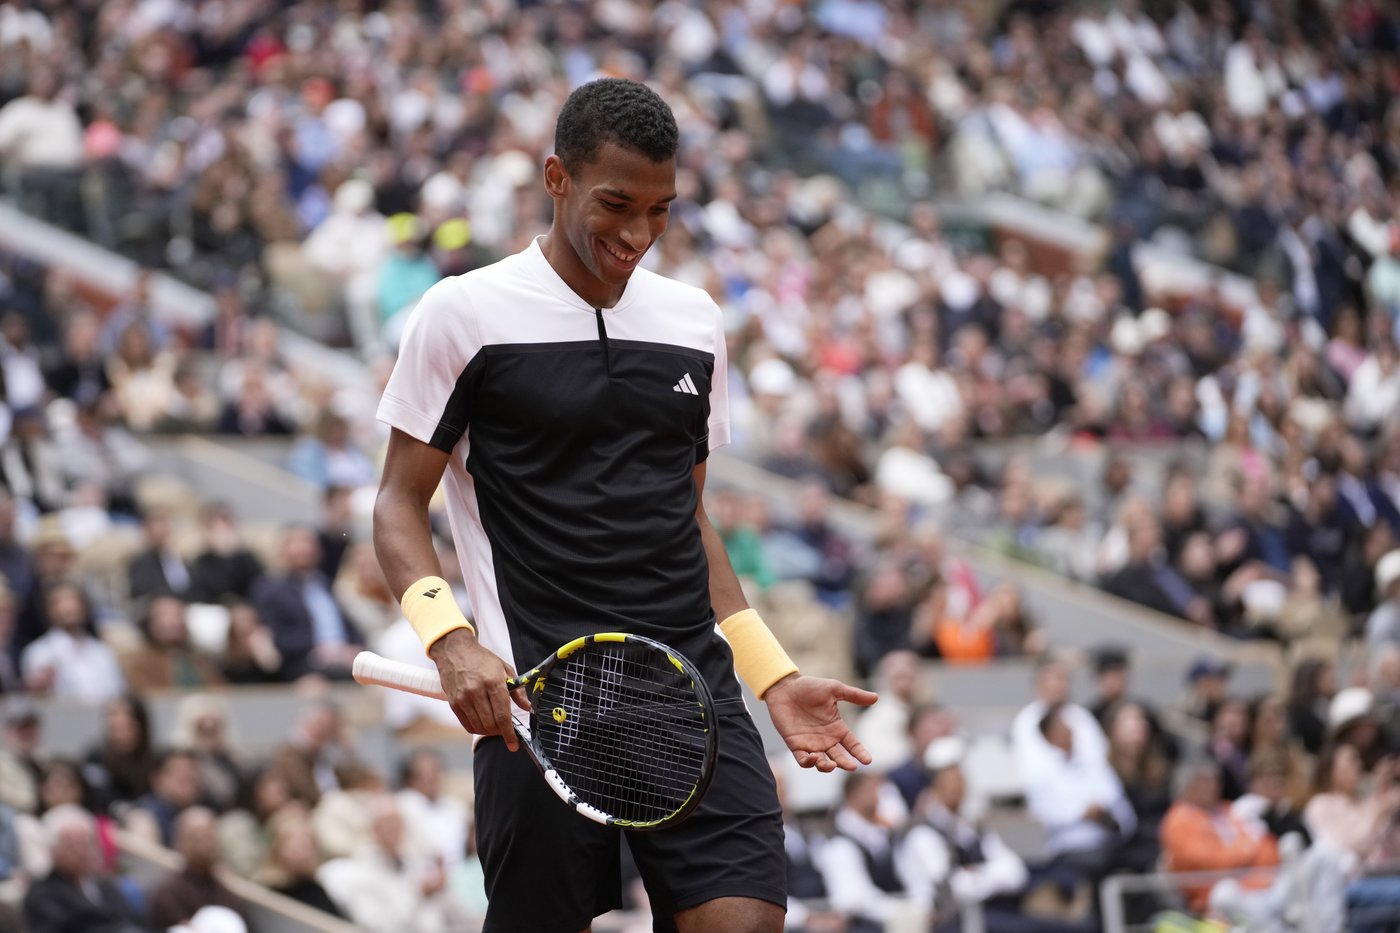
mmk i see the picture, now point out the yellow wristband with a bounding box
[719,608,798,699]
[402,576,475,653]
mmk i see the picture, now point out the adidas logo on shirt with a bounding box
[673,373,699,395]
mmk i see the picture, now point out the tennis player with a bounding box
[373,78,878,933]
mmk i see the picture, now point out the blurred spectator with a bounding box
[818,771,917,933]
[0,699,43,814]
[1233,748,1310,845]
[1208,698,1253,802]
[187,504,264,606]
[118,596,223,692]
[1303,745,1400,925]
[287,413,375,492]
[1012,656,1108,772]
[267,703,357,808]
[1160,759,1280,916]
[1365,550,1400,655]
[1177,656,1232,724]
[1288,657,1338,756]
[126,749,204,848]
[20,581,123,703]
[0,70,84,230]
[1023,703,1135,879]
[216,604,282,686]
[899,737,1043,933]
[21,804,150,933]
[251,526,361,681]
[1329,687,1391,771]
[333,544,398,642]
[1247,694,1313,811]
[375,214,441,327]
[258,810,345,919]
[316,485,355,584]
[0,580,16,695]
[395,749,468,870]
[44,311,109,407]
[171,696,244,816]
[772,767,842,933]
[317,793,468,933]
[1102,511,1213,627]
[83,694,155,812]
[127,510,191,602]
[887,705,958,812]
[215,364,296,437]
[1105,701,1173,875]
[852,650,926,768]
[853,560,917,678]
[147,807,245,931]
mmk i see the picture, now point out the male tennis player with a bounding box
[373,78,878,933]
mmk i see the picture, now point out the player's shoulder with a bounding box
[412,251,529,316]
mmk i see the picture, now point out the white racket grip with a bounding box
[352,651,448,701]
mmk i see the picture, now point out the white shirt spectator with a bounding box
[818,807,915,926]
[1011,700,1107,773]
[21,630,125,704]
[396,787,469,868]
[1019,736,1134,856]
[1345,352,1400,433]
[898,803,1029,914]
[0,95,83,170]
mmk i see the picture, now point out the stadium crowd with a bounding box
[1,0,1400,929]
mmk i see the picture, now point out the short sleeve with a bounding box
[703,304,731,457]
[377,278,484,453]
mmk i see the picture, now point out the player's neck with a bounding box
[539,231,624,309]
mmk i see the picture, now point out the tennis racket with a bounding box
[353,632,718,831]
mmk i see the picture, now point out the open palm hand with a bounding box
[764,674,878,772]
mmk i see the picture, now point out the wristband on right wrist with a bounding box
[401,575,475,654]
[719,608,798,698]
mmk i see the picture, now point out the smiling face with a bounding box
[543,141,676,307]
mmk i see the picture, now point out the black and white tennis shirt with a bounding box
[378,237,744,708]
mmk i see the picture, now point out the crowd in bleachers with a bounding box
[1,0,1400,929]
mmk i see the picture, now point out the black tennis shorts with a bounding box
[473,703,786,933]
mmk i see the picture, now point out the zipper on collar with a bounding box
[594,307,612,376]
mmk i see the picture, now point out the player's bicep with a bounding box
[379,428,452,511]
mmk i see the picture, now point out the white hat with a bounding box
[1377,550,1400,597]
[1110,316,1144,356]
[749,359,797,397]
[923,735,966,772]
[1329,686,1375,733]
[1241,579,1287,625]
[1139,307,1172,343]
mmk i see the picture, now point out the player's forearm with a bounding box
[697,506,749,621]
[373,485,445,602]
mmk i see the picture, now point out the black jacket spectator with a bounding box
[23,872,151,933]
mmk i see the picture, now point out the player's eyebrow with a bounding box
[596,187,677,204]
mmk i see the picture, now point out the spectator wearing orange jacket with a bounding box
[1160,759,1279,914]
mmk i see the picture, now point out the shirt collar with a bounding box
[524,236,639,314]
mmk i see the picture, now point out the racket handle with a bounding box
[352,651,448,701]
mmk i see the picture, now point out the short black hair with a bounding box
[554,78,679,171]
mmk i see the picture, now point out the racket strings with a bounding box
[533,643,710,824]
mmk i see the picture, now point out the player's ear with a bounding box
[543,154,569,199]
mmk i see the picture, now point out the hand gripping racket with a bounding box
[353,632,718,830]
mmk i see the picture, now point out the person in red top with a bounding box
[1160,759,1279,915]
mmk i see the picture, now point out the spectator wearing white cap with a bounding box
[817,771,920,933]
[1331,684,1395,768]
[1364,550,1400,656]
[899,737,1048,933]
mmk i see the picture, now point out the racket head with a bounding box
[513,632,718,831]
